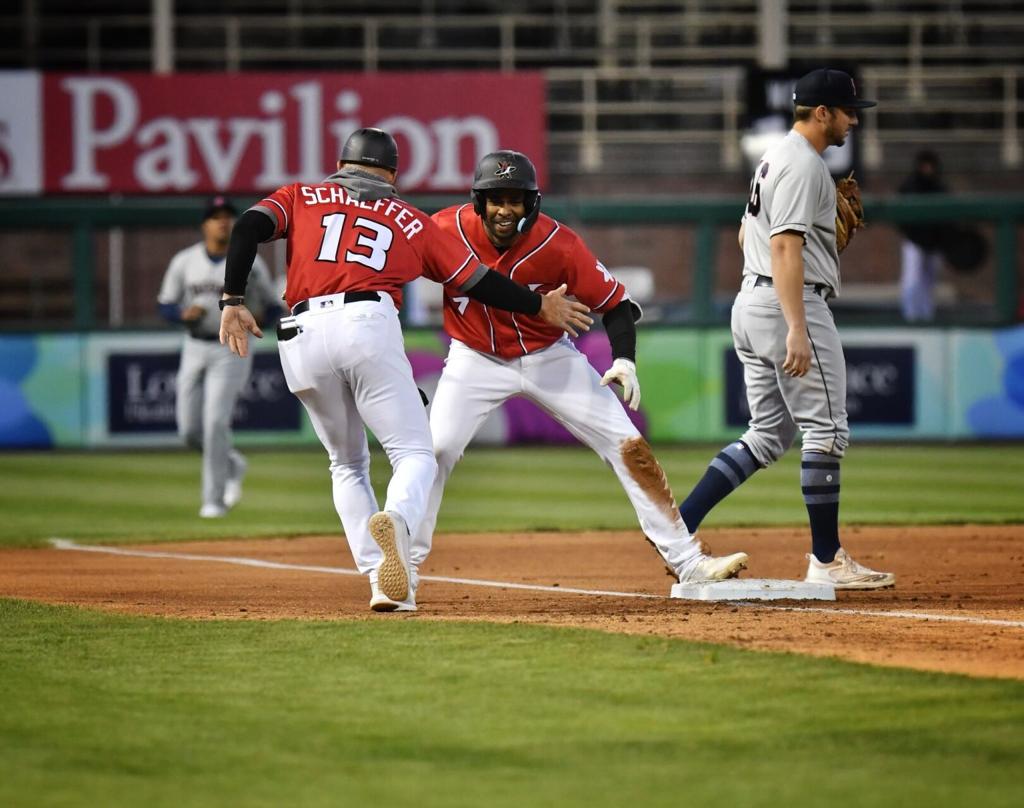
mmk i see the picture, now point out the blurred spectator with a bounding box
[898,150,948,322]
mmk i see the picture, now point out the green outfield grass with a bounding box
[0,444,1021,547]
[2,598,1022,808]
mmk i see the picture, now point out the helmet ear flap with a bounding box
[471,190,486,216]
[517,191,542,234]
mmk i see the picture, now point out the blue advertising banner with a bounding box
[107,351,300,435]
[724,345,916,427]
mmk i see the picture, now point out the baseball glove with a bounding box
[834,172,865,253]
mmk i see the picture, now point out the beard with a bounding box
[825,115,849,147]
[484,217,518,248]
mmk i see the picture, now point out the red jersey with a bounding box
[433,204,627,359]
[254,181,478,310]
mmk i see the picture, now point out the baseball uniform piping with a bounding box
[594,281,621,311]
[806,325,840,454]
[509,222,560,355]
[259,199,289,235]
[455,204,496,353]
[440,253,474,285]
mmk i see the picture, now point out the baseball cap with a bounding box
[793,69,877,109]
[202,195,237,221]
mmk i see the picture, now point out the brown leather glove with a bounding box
[835,172,865,253]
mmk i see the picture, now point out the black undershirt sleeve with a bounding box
[602,300,637,362]
[460,268,542,316]
[224,210,276,296]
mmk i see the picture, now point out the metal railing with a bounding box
[1,5,1021,173]
[7,8,1024,72]
[861,66,1021,169]
[546,67,745,171]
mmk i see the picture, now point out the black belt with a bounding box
[188,333,220,342]
[291,291,380,316]
[751,274,833,299]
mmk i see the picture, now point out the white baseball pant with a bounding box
[412,337,704,576]
[278,293,437,577]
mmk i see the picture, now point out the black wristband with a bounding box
[218,296,245,310]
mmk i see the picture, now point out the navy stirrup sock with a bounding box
[679,441,759,532]
[802,452,841,563]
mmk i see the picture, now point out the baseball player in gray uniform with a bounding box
[677,68,895,590]
[158,196,278,518]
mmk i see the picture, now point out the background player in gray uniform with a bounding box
[676,68,895,590]
[157,196,279,518]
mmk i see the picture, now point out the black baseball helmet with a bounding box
[471,150,542,233]
[340,127,399,171]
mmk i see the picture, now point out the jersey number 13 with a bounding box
[316,213,394,272]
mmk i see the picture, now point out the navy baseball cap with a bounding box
[202,195,237,221]
[793,69,877,109]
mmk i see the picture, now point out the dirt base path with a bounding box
[2,525,1023,679]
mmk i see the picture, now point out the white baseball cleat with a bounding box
[805,549,895,590]
[369,579,417,612]
[368,511,411,603]
[678,551,749,584]
[223,468,246,511]
[199,503,227,519]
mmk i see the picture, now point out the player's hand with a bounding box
[219,305,263,357]
[181,305,205,322]
[783,327,812,377]
[600,358,641,410]
[539,283,592,337]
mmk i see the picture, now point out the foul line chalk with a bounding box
[48,538,1024,629]
[47,538,660,600]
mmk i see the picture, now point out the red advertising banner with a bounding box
[42,72,546,194]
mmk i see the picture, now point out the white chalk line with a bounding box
[47,539,660,600]
[49,538,1024,629]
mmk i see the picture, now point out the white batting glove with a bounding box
[600,358,641,411]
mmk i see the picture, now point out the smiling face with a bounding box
[481,190,526,249]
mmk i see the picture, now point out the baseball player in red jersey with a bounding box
[218,130,591,612]
[412,150,749,593]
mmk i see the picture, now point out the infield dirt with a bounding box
[2,525,1022,679]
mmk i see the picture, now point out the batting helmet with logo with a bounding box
[341,128,399,171]
[471,150,541,234]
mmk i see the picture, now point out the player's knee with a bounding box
[740,431,790,466]
[803,442,847,460]
[330,453,370,479]
[433,441,464,475]
[801,426,849,458]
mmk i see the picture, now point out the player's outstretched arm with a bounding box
[461,272,592,336]
[219,211,276,357]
